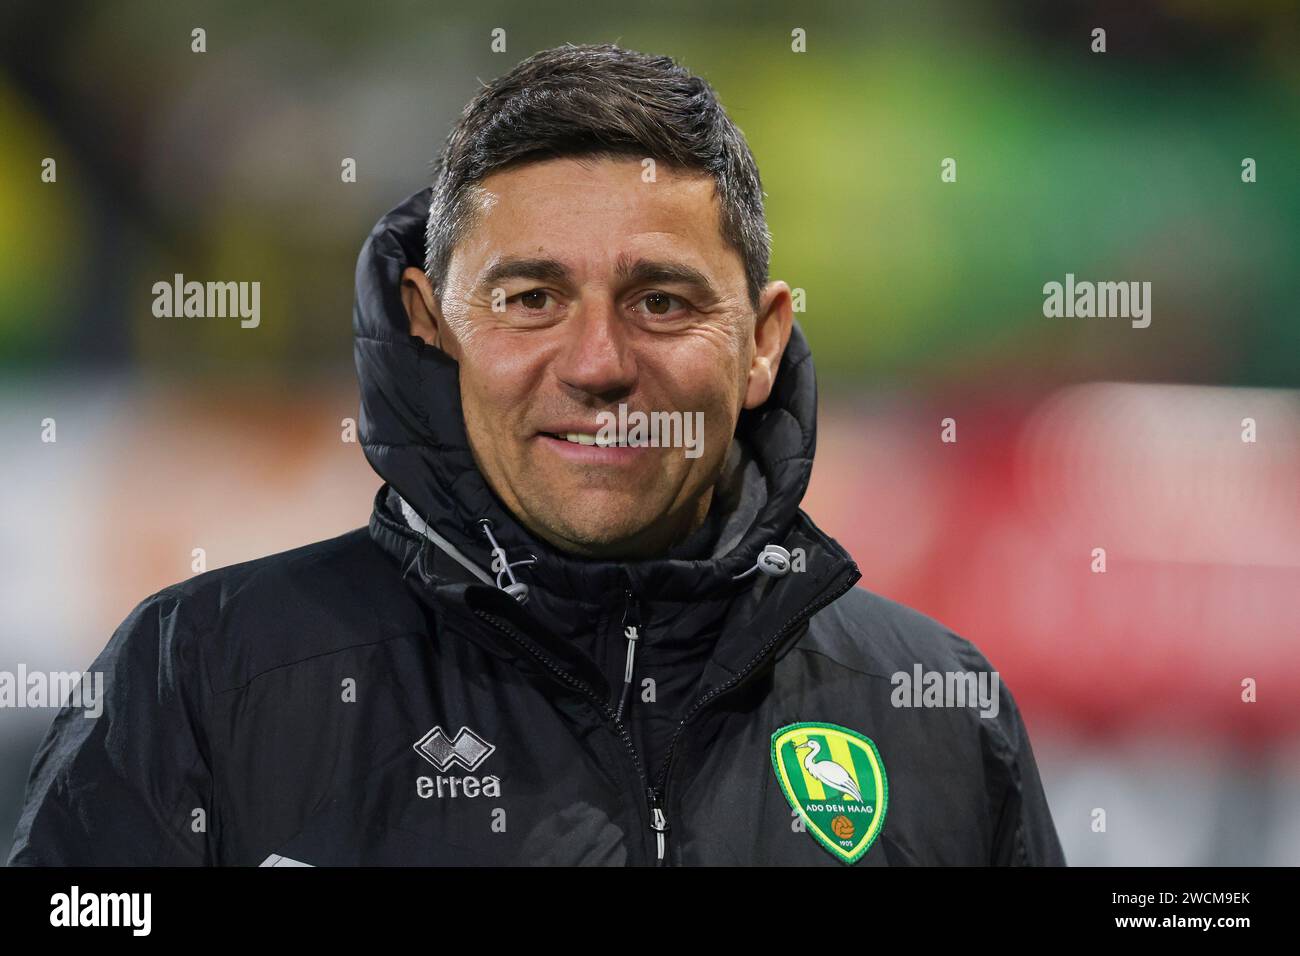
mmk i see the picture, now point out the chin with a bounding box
[529,503,660,553]
[552,516,655,550]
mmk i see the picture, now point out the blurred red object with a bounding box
[808,383,1300,746]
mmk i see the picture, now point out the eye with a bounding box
[634,291,688,317]
[513,289,552,311]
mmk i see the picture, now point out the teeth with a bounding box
[562,432,622,447]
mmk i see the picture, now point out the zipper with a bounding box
[649,789,668,864]
[617,586,666,864]
[473,562,858,866]
[470,606,656,860]
[643,565,859,864]
[615,589,642,724]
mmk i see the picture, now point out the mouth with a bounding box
[535,430,649,465]
[541,431,630,448]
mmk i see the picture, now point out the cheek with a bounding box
[672,352,745,422]
[456,366,508,444]
[459,342,541,414]
[462,326,554,385]
[457,384,490,447]
[461,384,514,453]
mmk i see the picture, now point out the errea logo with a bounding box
[414,725,501,800]
[414,725,495,772]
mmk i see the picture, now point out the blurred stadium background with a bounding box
[2,0,1298,864]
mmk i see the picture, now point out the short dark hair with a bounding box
[424,42,770,309]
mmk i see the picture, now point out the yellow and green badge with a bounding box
[771,722,888,864]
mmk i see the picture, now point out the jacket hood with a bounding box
[353,187,853,613]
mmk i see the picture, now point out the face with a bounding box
[402,155,791,559]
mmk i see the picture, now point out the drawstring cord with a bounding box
[612,542,787,724]
[615,590,641,723]
[733,544,793,580]
[396,496,534,603]
[477,518,536,604]
[399,496,497,588]
[397,492,790,604]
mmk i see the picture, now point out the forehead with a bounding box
[457,155,736,274]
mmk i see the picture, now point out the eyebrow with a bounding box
[615,255,720,304]
[475,254,721,304]
[478,256,570,290]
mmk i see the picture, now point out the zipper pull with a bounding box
[648,789,669,863]
[615,590,641,722]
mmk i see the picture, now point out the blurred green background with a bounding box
[1,0,1297,385]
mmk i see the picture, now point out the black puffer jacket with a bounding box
[8,189,1065,866]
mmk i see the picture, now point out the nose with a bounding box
[551,295,637,401]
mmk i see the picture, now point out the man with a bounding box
[9,43,1065,866]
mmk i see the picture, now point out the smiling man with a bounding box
[9,43,1065,866]
[398,155,774,559]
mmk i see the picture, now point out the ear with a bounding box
[743,280,794,410]
[400,266,452,354]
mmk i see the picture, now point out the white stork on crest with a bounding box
[795,739,862,802]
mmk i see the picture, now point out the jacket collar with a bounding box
[355,187,858,684]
